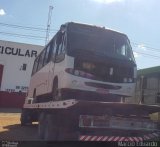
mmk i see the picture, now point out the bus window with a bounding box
[48,39,57,63]
[60,34,66,54]
[120,45,127,56]
[43,45,51,65]
[55,33,66,63]
[32,56,39,75]
[56,31,63,45]
[37,50,45,71]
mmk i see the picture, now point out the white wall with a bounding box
[0,40,43,93]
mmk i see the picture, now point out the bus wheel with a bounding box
[52,79,61,101]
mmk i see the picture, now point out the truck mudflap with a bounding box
[79,132,160,141]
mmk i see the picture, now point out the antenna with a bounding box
[45,5,53,45]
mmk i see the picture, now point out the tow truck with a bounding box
[21,97,160,141]
[20,22,159,141]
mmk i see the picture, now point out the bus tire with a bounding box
[38,112,46,139]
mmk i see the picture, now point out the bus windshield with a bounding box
[67,26,135,62]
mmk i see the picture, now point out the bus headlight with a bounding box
[65,68,95,80]
[128,78,133,83]
[74,70,80,76]
[123,78,133,83]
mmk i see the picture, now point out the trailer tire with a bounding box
[20,109,32,126]
[57,128,79,141]
[21,112,26,126]
[43,113,79,141]
[38,112,46,139]
[44,114,58,141]
[56,113,79,141]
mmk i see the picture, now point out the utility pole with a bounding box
[45,5,53,45]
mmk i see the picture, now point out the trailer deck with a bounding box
[24,99,160,115]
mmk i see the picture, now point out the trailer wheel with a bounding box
[43,113,79,141]
[20,109,32,126]
[44,114,58,141]
[57,128,79,141]
[56,113,79,141]
[38,112,46,139]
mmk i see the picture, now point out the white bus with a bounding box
[28,22,137,103]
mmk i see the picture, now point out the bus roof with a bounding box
[64,22,128,37]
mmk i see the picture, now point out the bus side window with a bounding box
[43,44,51,65]
[37,50,45,71]
[49,38,56,62]
[32,56,39,75]
[60,35,66,54]
[51,35,60,62]
[55,33,66,63]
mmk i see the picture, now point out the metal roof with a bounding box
[138,66,160,76]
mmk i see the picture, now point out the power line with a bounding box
[0,22,160,52]
[132,42,160,60]
[131,42,160,52]
[133,50,160,59]
[0,21,160,59]
[0,22,58,33]
[0,32,160,60]
[0,33,160,60]
[0,31,45,40]
[0,22,46,31]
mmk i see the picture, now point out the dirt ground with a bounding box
[0,108,38,141]
[0,109,71,146]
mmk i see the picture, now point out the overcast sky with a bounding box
[0,0,160,69]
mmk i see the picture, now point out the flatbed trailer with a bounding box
[21,98,160,141]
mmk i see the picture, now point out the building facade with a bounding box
[133,66,160,105]
[0,40,43,107]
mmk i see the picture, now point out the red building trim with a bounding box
[0,64,4,89]
[0,91,26,108]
